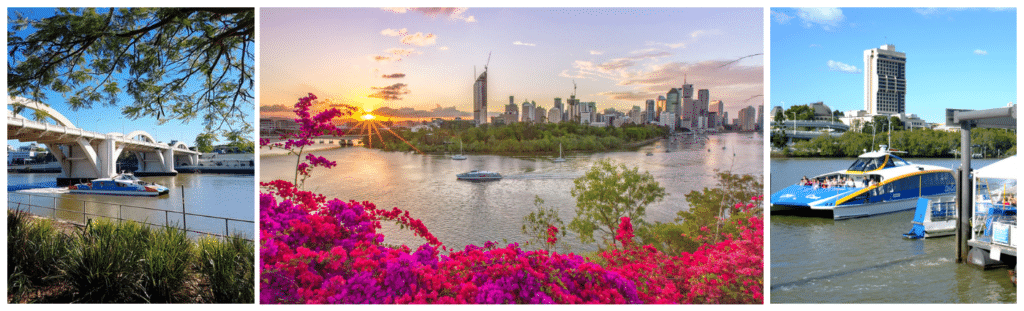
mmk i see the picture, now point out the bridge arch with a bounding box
[125,130,158,143]
[170,141,190,151]
[7,96,78,128]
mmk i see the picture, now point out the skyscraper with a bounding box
[645,99,656,123]
[473,70,487,125]
[864,44,906,115]
[697,89,709,130]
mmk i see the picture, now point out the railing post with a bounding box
[226,219,230,237]
[165,210,169,228]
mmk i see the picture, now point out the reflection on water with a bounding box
[262,132,763,252]
[771,157,1015,303]
[8,173,255,239]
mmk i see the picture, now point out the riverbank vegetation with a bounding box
[259,93,763,304]
[366,121,668,154]
[772,127,1015,158]
[7,211,254,303]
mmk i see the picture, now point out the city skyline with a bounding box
[260,8,763,121]
[771,7,1016,123]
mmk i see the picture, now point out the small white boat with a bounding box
[69,173,169,196]
[452,140,467,160]
[904,196,957,239]
[457,170,502,181]
[553,143,566,162]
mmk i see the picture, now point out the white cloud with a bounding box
[809,44,821,48]
[974,49,988,55]
[796,8,845,30]
[381,7,476,23]
[381,28,407,37]
[690,29,722,39]
[827,60,860,73]
[401,33,437,46]
[772,10,794,24]
[513,41,536,47]
[590,50,604,55]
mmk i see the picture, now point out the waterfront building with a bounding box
[535,105,547,123]
[521,100,534,123]
[548,107,562,123]
[738,105,757,131]
[260,117,301,135]
[864,44,907,115]
[473,70,488,126]
[646,99,656,123]
[587,102,598,124]
[629,106,642,125]
[709,100,724,127]
[758,105,764,129]
[656,95,667,120]
[659,111,676,128]
[666,89,681,128]
[567,95,579,122]
[505,97,519,123]
[579,100,593,125]
[770,106,783,122]
[698,89,709,130]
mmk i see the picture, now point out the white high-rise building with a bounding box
[864,44,906,115]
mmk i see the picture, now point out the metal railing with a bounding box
[8,192,254,241]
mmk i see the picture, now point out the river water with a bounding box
[261,132,763,253]
[7,173,255,240]
[770,157,1016,303]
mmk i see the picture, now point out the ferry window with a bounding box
[883,157,896,168]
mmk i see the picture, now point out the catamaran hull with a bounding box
[825,199,918,220]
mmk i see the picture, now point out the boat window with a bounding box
[889,155,910,166]
[848,157,877,171]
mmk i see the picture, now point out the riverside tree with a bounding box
[568,159,665,248]
[7,8,254,143]
[638,171,763,254]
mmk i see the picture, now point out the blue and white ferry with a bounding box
[771,146,957,219]
[68,173,170,196]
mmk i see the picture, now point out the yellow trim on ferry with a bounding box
[834,169,953,206]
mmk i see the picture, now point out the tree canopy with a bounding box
[8,7,254,141]
[567,159,666,248]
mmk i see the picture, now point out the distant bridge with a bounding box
[8,96,201,185]
[774,120,849,132]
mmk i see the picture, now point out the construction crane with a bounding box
[485,51,491,72]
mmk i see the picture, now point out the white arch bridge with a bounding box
[7,96,201,186]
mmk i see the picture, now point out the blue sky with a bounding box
[261,7,763,120]
[770,8,1016,123]
[7,8,252,149]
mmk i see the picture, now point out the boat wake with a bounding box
[770,255,923,290]
[501,174,581,180]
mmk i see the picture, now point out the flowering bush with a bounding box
[260,93,763,304]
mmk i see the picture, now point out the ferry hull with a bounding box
[69,189,168,196]
[829,199,918,220]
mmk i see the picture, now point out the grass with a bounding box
[6,211,254,303]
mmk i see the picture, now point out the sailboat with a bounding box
[553,143,566,162]
[451,140,467,160]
